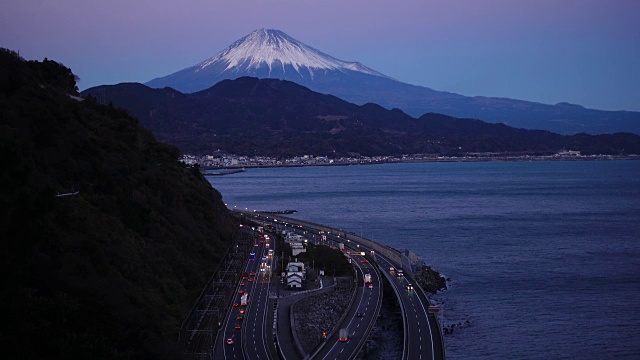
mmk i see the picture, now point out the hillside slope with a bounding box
[84,77,640,157]
[0,49,235,359]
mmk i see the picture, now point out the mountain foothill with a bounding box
[84,76,640,157]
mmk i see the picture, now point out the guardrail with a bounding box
[257,213,389,360]
[178,226,254,359]
[404,271,446,360]
[375,257,409,360]
[306,251,360,359]
[251,212,403,267]
[240,211,444,359]
[350,257,384,360]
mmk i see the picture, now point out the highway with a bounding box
[310,251,383,360]
[259,213,445,360]
[374,252,442,360]
[214,233,275,360]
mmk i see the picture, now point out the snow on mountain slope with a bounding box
[143,29,640,135]
[196,29,388,79]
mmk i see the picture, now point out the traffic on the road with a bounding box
[210,212,444,360]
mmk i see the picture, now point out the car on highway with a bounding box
[338,328,349,342]
[239,309,245,314]
[238,289,244,294]
[240,281,245,286]
[368,283,374,289]
[234,324,241,329]
[250,272,256,276]
[248,278,254,282]
[236,315,243,321]
[389,266,395,272]
[406,283,414,291]
[362,259,368,263]
[226,338,234,345]
[233,303,239,307]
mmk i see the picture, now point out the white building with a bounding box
[285,233,306,244]
[286,261,306,288]
[291,242,306,256]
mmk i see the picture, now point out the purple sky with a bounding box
[2,0,639,111]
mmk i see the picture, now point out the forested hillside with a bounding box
[0,48,235,359]
[85,77,640,157]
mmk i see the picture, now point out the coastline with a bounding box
[197,153,639,172]
[217,163,640,359]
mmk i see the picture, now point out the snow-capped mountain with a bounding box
[145,29,640,135]
[145,29,393,92]
[198,29,387,79]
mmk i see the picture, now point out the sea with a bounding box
[207,160,640,359]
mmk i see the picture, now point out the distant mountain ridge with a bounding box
[144,29,640,136]
[84,77,640,157]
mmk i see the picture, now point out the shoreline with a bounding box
[199,154,639,171]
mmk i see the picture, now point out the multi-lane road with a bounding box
[374,252,444,360]
[310,251,383,360]
[263,214,445,360]
[213,212,444,360]
[214,234,275,360]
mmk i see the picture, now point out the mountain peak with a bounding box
[196,29,387,79]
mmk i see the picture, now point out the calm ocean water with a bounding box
[207,161,640,359]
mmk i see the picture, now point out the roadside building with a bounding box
[286,261,306,288]
[284,233,306,244]
[291,242,306,256]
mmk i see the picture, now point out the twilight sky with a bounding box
[2,0,639,111]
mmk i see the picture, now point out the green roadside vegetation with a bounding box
[271,232,351,277]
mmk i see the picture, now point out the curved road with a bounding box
[311,251,383,360]
[262,214,445,360]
